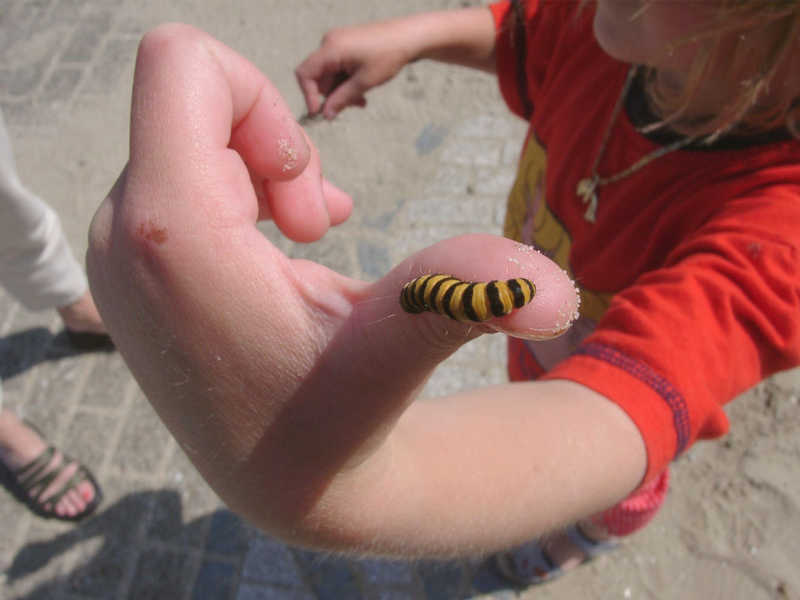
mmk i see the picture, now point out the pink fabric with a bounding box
[591,468,670,536]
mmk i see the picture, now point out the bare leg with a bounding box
[57,290,107,335]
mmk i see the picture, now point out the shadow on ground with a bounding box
[0,327,112,380]
[6,489,516,599]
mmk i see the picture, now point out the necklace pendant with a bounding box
[576,176,599,223]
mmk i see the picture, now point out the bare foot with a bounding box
[539,519,614,570]
[495,518,617,585]
[56,290,107,335]
[0,409,100,519]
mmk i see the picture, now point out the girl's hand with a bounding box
[295,7,497,120]
[295,21,416,119]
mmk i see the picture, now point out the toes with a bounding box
[63,488,85,516]
[38,453,95,517]
[78,480,96,503]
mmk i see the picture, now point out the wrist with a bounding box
[401,8,497,71]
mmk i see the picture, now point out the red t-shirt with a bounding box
[490,0,800,484]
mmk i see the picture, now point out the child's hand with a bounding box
[296,8,497,120]
[295,21,415,119]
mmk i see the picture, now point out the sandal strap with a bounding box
[15,447,88,505]
[498,539,563,585]
[15,446,57,494]
[565,524,618,559]
[43,463,91,506]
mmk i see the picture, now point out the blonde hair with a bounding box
[643,0,800,140]
[508,0,800,139]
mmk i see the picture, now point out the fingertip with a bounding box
[264,168,331,243]
[322,178,353,226]
[393,235,581,342]
[230,106,311,181]
[295,67,323,115]
[491,246,581,340]
[322,103,339,120]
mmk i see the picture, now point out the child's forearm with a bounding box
[400,7,498,73]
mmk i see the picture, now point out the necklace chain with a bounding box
[576,65,699,223]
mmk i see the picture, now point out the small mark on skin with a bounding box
[137,220,168,245]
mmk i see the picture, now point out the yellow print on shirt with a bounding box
[504,135,612,322]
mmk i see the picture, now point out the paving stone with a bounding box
[447,333,505,366]
[128,545,198,600]
[43,0,86,27]
[770,367,800,390]
[0,491,31,559]
[471,167,518,197]
[2,3,57,59]
[60,11,113,63]
[5,520,80,599]
[21,354,87,433]
[78,351,131,410]
[0,292,16,331]
[82,35,138,95]
[241,536,304,588]
[388,225,489,265]
[65,475,154,597]
[236,583,316,600]
[205,509,251,557]
[191,559,239,600]
[347,179,407,232]
[421,363,506,399]
[0,99,38,127]
[63,409,117,469]
[502,138,522,166]
[415,123,449,156]
[470,560,515,597]
[4,59,50,98]
[417,560,468,600]
[287,232,355,275]
[256,221,293,254]
[145,493,212,551]
[110,390,172,474]
[367,590,420,600]
[150,446,222,548]
[453,114,519,139]
[425,164,477,197]
[15,0,56,24]
[440,138,503,168]
[359,558,416,587]
[67,536,128,598]
[406,194,498,226]
[356,239,392,280]
[303,554,362,600]
[0,326,52,381]
[40,66,82,104]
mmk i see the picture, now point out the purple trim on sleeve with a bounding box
[575,342,690,456]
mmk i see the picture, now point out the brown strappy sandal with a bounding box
[0,444,103,522]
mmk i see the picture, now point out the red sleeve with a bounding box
[490,0,580,120]
[543,189,800,485]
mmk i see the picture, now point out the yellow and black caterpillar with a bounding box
[400,274,536,322]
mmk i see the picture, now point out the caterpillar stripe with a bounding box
[399,274,536,322]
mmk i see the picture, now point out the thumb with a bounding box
[348,233,579,378]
